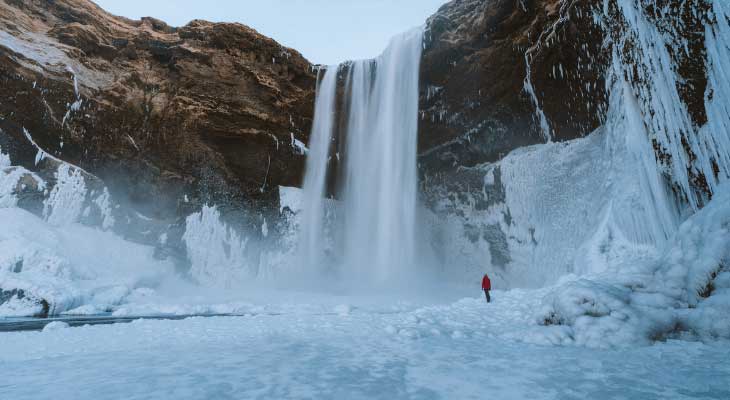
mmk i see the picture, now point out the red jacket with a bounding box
[482,274,491,291]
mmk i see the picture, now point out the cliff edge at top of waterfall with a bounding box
[0,0,316,218]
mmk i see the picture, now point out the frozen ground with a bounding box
[1,289,729,400]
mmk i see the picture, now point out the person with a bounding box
[481,273,491,303]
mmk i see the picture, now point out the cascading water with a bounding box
[298,68,338,273]
[299,28,424,283]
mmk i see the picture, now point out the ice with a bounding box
[0,291,45,317]
[290,132,309,155]
[605,0,730,209]
[429,118,672,289]
[1,290,729,399]
[279,185,303,213]
[42,321,69,332]
[0,207,176,315]
[537,183,730,346]
[43,164,86,226]
[0,149,45,208]
[334,304,351,316]
[0,145,10,168]
[183,205,250,286]
[91,188,115,230]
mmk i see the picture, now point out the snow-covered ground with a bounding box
[1,290,729,400]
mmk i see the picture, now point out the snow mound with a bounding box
[42,321,70,332]
[0,207,175,317]
[537,184,730,347]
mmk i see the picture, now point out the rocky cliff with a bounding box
[418,0,717,206]
[0,0,316,221]
[417,0,730,288]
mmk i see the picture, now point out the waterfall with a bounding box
[299,28,424,283]
[299,67,338,273]
[342,29,423,282]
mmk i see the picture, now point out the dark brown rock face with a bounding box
[418,0,609,177]
[0,0,316,219]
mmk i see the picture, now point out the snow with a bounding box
[183,205,250,285]
[0,207,176,315]
[91,188,115,230]
[0,145,10,168]
[41,320,69,332]
[0,149,45,208]
[1,291,729,399]
[279,185,303,212]
[0,29,110,89]
[535,183,730,347]
[0,292,44,317]
[43,163,87,226]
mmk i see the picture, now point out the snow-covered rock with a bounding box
[42,321,70,332]
[537,184,730,346]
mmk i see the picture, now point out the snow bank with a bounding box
[0,207,175,316]
[537,184,730,347]
[182,204,301,286]
[42,321,70,332]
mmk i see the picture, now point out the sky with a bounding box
[92,0,448,65]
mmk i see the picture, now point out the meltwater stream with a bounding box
[299,28,424,283]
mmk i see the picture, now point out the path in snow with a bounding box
[1,290,728,400]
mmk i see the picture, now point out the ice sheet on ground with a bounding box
[1,292,729,400]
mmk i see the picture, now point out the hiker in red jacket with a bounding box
[481,273,491,303]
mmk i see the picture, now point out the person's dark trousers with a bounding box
[484,290,491,303]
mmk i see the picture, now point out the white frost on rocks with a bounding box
[279,185,303,213]
[183,205,249,286]
[290,132,308,155]
[43,164,86,226]
[92,188,115,230]
[0,29,110,89]
[0,145,10,168]
[0,207,175,317]
[0,147,46,208]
